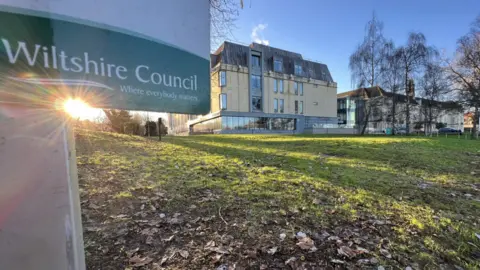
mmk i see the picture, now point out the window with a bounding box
[219,71,226,86]
[294,82,303,96]
[279,99,284,113]
[220,93,227,110]
[251,75,261,88]
[299,101,304,114]
[274,98,278,112]
[294,63,302,76]
[252,96,262,111]
[251,55,261,67]
[274,58,283,72]
[273,79,283,93]
[295,100,298,114]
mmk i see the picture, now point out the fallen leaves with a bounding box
[78,130,480,269]
[163,235,175,242]
[337,245,370,259]
[380,248,392,259]
[178,250,189,259]
[296,232,317,251]
[204,240,231,255]
[331,259,346,264]
[267,246,278,255]
[125,247,140,257]
[337,246,357,258]
[129,255,153,267]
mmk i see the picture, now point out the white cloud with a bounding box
[251,23,270,45]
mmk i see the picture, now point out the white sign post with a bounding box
[0,1,210,269]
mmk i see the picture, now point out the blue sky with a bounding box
[228,0,480,93]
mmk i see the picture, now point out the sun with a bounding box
[63,98,99,119]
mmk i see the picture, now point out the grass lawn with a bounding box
[76,130,480,270]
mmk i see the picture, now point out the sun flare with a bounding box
[63,99,99,119]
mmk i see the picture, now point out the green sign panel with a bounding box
[0,7,210,114]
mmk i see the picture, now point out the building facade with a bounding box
[169,41,337,134]
[337,87,464,133]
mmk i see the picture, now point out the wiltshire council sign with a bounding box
[0,1,210,270]
[0,2,210,114]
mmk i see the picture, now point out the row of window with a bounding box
[221,94,263,112]
[220,71,303,96]
[221,94,303,114]
[192,116,296,132]
[274,80,303,96]
[273,99,304,114]
[273,58,304,76]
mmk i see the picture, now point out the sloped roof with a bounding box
[210,41,334,82]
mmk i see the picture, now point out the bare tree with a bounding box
[210,0,241,49]
[382,42,403,134]
[396,33,435,134]
[349,13,390,134]
[448,15,480,139]
[419,61,450,134]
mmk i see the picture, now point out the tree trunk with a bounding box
[473,105,479,139]
[428,104,433,133]
[361,102,371,135]
[405,71,410,135]
[391,95,396,135]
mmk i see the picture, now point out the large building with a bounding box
[337,86,464,133]
[169,41,337,134]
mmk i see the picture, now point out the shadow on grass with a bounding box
[180,135,479,178]
[164,136,477,214]
[76,130,479,267]
[161,136,480,267]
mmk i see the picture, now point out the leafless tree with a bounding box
[349,13,390,134]
[448,15,480,139]
[396,33,436,134]
[381,42,403,134]
[210,0,241,49]
[419,60,450,134]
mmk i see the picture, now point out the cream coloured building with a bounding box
[169,41,337,134]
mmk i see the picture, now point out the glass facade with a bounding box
[192,116,296,133]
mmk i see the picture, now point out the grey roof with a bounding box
[211,41,334,83]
